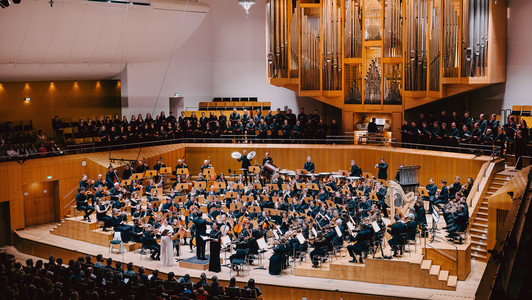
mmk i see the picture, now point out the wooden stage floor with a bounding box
[14,222,485,300]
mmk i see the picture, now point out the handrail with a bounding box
[508,155,532,180]
[0,135,500,162]
[424,235,459,274]
[62,184,81,210]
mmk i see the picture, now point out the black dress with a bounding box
[209,229,222,272]
[268,243,288,275]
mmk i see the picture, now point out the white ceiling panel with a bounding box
[0,0,209,81]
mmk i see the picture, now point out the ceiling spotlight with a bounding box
[49,0,54,7]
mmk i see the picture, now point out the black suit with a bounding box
[350,164,362,177]
[192,216,208,259]
[238,154,251,185]
[304,161,315,174]
[388,222,408,249]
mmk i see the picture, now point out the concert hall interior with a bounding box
[1,1,532,300]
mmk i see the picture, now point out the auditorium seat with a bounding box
[511,105,522,116]
[522,105,531,116]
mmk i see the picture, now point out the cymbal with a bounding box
[231,152,241,159]
[247,151,256,160]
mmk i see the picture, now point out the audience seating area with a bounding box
[0,120,63,162]
[198,99,270,111]
[0,251,262,300]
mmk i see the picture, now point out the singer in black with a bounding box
[208,223,222,272]
[238,150,251,185]
[191,212,209,260]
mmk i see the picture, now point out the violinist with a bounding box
[76,187,95,222]
[93,174,105,189]
[347,218,372,263]
[106,165,120,189]
[93,185,106,206]
[268,236,289,275]
[310,232,327,268]
[278,211,292,234]
[387,215,408,257]
[160,198,175,214]
[95,197,112,231]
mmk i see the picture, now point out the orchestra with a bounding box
[71,153,470,275]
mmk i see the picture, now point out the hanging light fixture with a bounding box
[238,0,255,16]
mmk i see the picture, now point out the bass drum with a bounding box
[261,162,280,179]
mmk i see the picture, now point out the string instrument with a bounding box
[233,215,245,235]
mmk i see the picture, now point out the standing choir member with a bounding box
[159,219,174,266]
[208,223,222,272]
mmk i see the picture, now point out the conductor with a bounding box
[191,212,209,260]
[238,150,252,185]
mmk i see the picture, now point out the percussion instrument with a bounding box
[261,162,280,179]
[346,176,362,180]
[247,151,256,160]
[231,152,242,159]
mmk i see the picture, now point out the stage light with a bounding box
[25,97,30,102]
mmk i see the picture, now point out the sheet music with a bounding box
[256,237,268,249]
[383,218,390,226]
[200,235,210,241]
[311,228,317,238]
[371,221,381,232]
[273,231,279,240]
[296,233,306,244]
[347,221,355,231]
[221,235,231,247]
[335,226,342,237]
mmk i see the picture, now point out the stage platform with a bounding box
[14,221,485,300]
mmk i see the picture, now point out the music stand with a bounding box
[356,190,363,197]
[145,170,157,177]
[249,206,261,213]
[370,192,378,201]
[429,207,441,243]
[120,179,131,187]
[175,183,188,192]
[377,179,387,187]
[131,173,143,180]
[160,167,172,175]
[418,186,429,197]
[362,172,374,180]
[176,168,189,175]
[230,203,242,211]
[308,183,319,191]
[297,169,309,175]
[242,196,253,203]
[226,191,238,199]
[248,166,260,174]
[296,183,306,190]
[213,181,226,191]
[194,181,207,190]
[254,237,268,270]
[202,168,216,180]
[253,183,262,190]
[176,196,186,203]
[325,186,333,193]
[267,184,279,191]
[233,183,244,190]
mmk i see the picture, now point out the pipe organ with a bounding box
[267,0,505,109]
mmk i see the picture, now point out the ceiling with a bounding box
[0,0,209,81]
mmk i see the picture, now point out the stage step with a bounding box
[447,275,458,288]
[471,240,487,248]
[476,217,488,223]
[471,252,487,261]
[470,228,488,235]
[429,265,440,276]
[472,222,488,229]
[470,234,487,240]
[421,260,432,270]
[438,270,449,282]
[477,211,488,217]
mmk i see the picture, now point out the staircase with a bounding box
[469,167,512,262]
[418,257,458,290]
[50,216,141,252]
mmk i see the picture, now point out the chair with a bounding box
[512,105,522,116]
[522,105,532,116]
[241,288,258,299]
[225,287,241,299]
[313,246,329,269]
[231,249,248,276]
[110,232,126,254]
